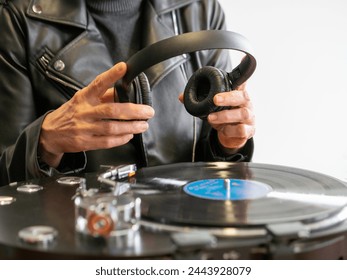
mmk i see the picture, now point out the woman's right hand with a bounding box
[38,62,155,168]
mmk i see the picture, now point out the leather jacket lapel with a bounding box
[27,0,189,90]
[27,0,113,90]
[142,0,188,87]
[44,27,114,90]
[27,0,88,28]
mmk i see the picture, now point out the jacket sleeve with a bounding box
[0,4,37,185]
[0,4,85,186]
[0,114,86,187]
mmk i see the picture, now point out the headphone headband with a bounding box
[123,30,256,88]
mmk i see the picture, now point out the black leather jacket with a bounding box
[0,0,253,186]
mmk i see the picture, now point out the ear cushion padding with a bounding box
[136,72,152,106]
[183,66,233,119]
[116,72,151,106]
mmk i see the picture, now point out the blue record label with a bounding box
[183,179,272,201]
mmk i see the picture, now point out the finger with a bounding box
[236,82,247,91]
[213,89,250,107]
[100,88,116,103]
[218,124,255,149]
[82,102,155,121]
[219,123,255,140]
[178,92,184,103]
[89,134,135,150]
[65,134,135,152]
[208,106,255,125]
[85,62,127,99]
[86,120,150,136]
[218,136,248,150]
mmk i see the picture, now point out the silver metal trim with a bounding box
[139,219,267,238]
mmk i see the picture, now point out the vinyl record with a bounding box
[132,162,347,228]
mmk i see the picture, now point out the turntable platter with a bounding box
[133,162,347,227]
[1,161,347,260]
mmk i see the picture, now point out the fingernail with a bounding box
[209,114,217,121]
[115,62,125,72]
[138,122,149,130]
[215,95,224,104]
[144,107,155,117]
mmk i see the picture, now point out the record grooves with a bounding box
[133,162,347,229]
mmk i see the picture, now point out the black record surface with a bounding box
[133,162,347,227]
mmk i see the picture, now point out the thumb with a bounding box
[178,92,184,103]
[85,62,127,99]
[236,82,247,91]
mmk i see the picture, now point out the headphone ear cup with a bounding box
[136,72,152,106]
[116,72,152,106]
[183,66,232,119]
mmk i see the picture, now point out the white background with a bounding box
[218,0,347,181]
[2,260,347,279]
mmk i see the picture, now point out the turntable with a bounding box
[1,162,347,260]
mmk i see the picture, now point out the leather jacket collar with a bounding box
[26,0,191,88]
[27,0,88,28]
[27,0,196,28]
[149,0,197,14]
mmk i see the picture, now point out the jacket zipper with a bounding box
[39,54,82,92]
[172,10,197,163]
[45,71,81,92]
[171,11,188,81]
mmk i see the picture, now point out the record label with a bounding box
[183,178,272,201]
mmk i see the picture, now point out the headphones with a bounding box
[116,30,256,119]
